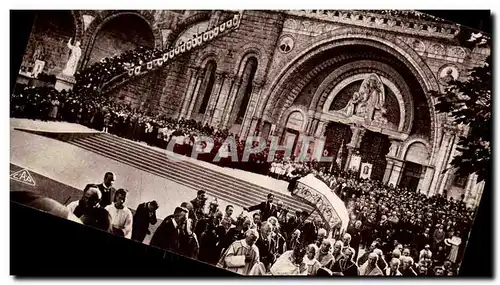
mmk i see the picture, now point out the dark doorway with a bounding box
[323,122,352,171]
[281,128,300,157]
[358,130,390,181]
[399,161,423,191]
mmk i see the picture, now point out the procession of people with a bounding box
[11,159,470,277]
[11,85,476,276]
[11,67,474,277]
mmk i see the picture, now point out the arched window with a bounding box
[196,60,217,115]
[233,57,258,125]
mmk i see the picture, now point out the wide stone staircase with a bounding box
[23,129,317,217]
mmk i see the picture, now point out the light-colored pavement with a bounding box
[10,119,296,245]
[10,120,248,222]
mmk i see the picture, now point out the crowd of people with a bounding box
[12,163,475,277]
[11,85,477,276]
[11,56,475,276]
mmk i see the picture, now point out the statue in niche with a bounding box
[342,73,388,124]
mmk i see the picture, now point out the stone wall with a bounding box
[21,11,76,76]
[155,10,285,120]
[104,68,167,112]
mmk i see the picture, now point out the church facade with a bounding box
[18,10,490,208]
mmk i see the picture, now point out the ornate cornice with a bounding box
[285,10,460,39]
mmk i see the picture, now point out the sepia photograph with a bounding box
[9,8,492,277]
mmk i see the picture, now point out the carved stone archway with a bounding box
[79,11,162,69]
[259,28,440,161]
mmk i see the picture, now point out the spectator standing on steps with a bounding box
[244,193,277,222]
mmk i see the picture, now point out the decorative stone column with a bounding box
[437,126,460,195]
[307,118,319,136]
[428,124,458,196]
[179,67,200,119]
[221,76,242,128]
[270,124,277,136]
[344,126,365,172]
[419,166,435,195]
[186,74,204,119]
[470,179,485,209]
[240,81,264,139]
[383,160,394,184]
[383,139,403,185]
[203,72,225,125]
[314,120,327,137]
[387,159,404,187]
[211,74,235,127]
[463,173,477,207]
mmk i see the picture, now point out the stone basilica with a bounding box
[18,10,490,208]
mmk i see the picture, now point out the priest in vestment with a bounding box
[330,246,359,276]
[217,228,260,275]
[317,239,335,268]
[269,246,308,276]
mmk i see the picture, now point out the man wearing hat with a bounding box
[191,190,208,221]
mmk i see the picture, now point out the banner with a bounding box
[349,154,362,172]
[294,174,350,232]
[359,162,373,180]
[126,12,243,78]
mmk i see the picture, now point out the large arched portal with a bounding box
[259,33,439,192]
[85,13,155,66]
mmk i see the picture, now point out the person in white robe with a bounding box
[105,189,133,239]
[217,228,260,275]
[444,232,462,263]
[359,252,383,276]
[269,247,308,276]
[303,244,322,276]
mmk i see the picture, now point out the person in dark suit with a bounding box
[149,207,188,255]
[330,247,359,276]
[347,220,363,262]
[86,172,116,208]
[190,190,208,221]
[244,193,277,222]
[132,200,159,242]
[198,216,222,265]
[66,185,102,218]
[223,205,237,225]
[254,221,277,271]
[301,217,323,245]
[215,217,237,257]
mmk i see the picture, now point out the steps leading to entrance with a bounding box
[22,129,318,219]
